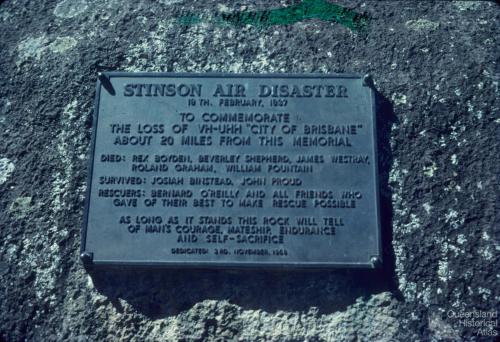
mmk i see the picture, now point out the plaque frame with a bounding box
[81,72,382,269]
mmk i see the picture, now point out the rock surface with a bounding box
[0,0,498,341]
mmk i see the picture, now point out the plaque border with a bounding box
[81,72,381,269]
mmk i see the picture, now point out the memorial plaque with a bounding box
[81,72,381,268]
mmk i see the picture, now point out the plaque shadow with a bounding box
[87,90,400,317]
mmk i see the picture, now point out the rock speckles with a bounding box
[453,1,482,12]
[391,93,407,106]
[158,0,184,5]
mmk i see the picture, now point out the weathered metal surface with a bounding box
[82,72,381,268]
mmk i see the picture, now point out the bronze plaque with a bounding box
[81,73,381,268]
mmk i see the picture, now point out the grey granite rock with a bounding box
[0,1,498,341]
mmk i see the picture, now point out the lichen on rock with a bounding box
[54,0,88,19]
[0,157,15,185]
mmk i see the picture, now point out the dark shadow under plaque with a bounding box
[81,72,381,268]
